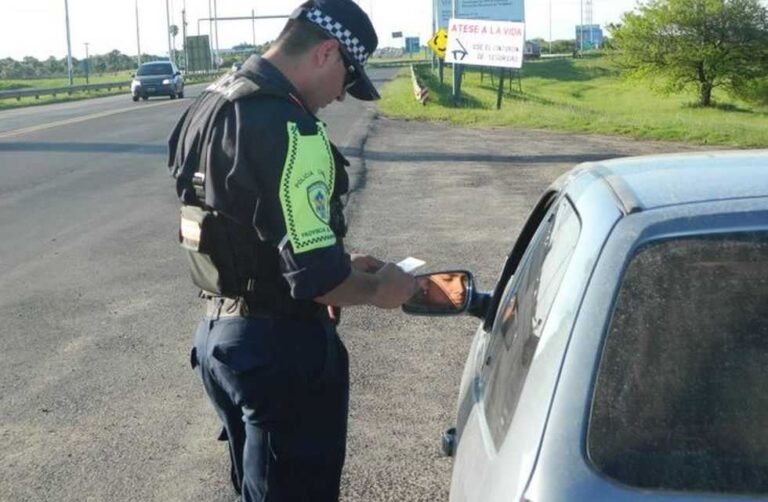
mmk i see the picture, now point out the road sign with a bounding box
[428,29,448,59]
[392,31,403,38]
[185,35,212,72]
[405,37,420,54]
[445,19,525,69]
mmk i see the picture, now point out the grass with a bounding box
[0,73,133,91]
[0,72,222,111]
[0,87,131,111]
[378,55,768,148]
[368,55,432,68]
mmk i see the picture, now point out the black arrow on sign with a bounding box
[452,39,468,61]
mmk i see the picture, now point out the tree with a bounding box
[232,42,256,51]
[0,50,163,79]
[610,0,768,106]
[44,56,64,75]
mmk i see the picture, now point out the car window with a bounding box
[483,198,581,448]
[483,190,558,331]
[588,232,768,495]
[137,64,173,76]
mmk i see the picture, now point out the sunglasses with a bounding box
[338,48,358,90]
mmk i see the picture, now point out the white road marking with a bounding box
[0,99,183,140]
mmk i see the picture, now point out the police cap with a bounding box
[291,0,380,101]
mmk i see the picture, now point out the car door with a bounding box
[451,194,584,501]
[452,190,559,447]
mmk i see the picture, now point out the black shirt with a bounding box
[169,56,351,301]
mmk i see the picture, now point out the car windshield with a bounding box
[137,64,173,76]
[589,232,768,495]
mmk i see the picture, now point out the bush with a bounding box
[733,78,768,107]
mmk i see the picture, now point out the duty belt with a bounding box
[205,296,262,319]
[203,294,337,323]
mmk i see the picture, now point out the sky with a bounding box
[0,0,644,61]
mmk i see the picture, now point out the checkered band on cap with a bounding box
[305,7,370,65]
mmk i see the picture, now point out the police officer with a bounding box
[167,0,415,500]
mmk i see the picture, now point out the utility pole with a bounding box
[213,0,220,67]
[252,8,256,48]
[84,42,90,84]
[208,0,214,67]
[170,0,177,63]
[549,0,552,54]
[182,0,188,70]
[182,9,189,70]
[135,0,142,66]
[165,0,173,60]
[579,0,583,54]
[585,0,594,48]
[64,0,74,86]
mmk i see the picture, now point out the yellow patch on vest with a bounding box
[279,122,337,254]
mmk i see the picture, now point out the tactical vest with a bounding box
[168,72,348,318]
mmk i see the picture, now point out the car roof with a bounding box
[140,61,173,66]
[573,150,768,214]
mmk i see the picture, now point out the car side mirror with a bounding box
[402,271,474,316]
[130,73,135,78]
[175,71,181,76]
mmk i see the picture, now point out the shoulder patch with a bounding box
[279,122,337,254]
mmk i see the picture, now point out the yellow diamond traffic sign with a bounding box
[428,28,448,60]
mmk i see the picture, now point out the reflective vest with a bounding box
[168,72,348,318]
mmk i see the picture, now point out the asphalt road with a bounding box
[0,70,386,501]
[0,67,702,501]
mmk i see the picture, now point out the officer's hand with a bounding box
[350,253,385,273]
[373,263,417,309]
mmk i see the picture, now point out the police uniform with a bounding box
[166,2,380,499]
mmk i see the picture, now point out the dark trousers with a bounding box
[192,316,349,501]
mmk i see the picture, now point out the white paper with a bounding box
[397,257,426,274]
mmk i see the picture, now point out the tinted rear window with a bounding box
[589,233,768,495]
[137,64,173,76]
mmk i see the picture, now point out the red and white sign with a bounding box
[445,18,526,69]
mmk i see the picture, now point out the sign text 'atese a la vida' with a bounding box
[445,19,525,69]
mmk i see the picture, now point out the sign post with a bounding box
[451,0,461,106]
[496,69,505,110]
[434,0,453,84]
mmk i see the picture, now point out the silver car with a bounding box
[405,151,768,501]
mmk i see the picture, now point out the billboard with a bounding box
[185,35,212,72]
[436,0,452,30]
[576,24,604,50]
[459,0,524,22]
[436,0,524,28]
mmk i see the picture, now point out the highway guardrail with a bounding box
[0,71,224,102]
[0,82,132,101]
[410,65,429,106]
[369,60,431,69]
